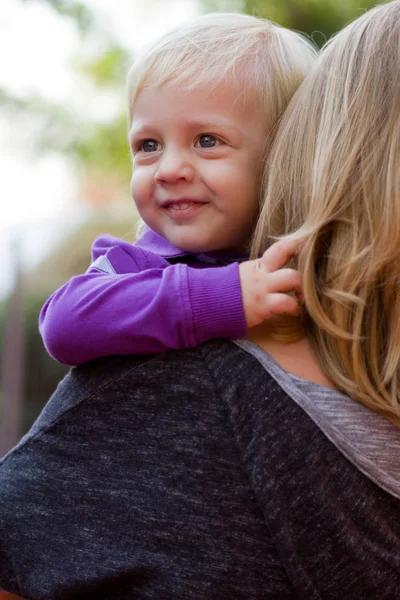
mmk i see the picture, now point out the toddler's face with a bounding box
[129,80,266,252]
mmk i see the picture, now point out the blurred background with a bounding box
[0,0,382,455]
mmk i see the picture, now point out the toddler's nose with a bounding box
[154,150,195,184]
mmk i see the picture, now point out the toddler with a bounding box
[40,12,317,366]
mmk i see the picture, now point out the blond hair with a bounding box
[252,1,400,425]
[127,12,317,139]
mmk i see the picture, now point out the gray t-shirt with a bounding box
[235,339,400,500]
[0,339,399,598]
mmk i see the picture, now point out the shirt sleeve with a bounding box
[39,236,246,366]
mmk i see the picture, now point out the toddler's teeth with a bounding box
[170,202,191,210]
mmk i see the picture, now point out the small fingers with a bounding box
[266,293,302,318]
[260,239,303,273]
[263,268,303,299]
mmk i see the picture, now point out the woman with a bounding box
[1,2,399,598]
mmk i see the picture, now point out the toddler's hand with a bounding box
[239,239,303,329]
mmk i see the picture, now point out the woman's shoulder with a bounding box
[71,340,260,397]
[0,342,254,463]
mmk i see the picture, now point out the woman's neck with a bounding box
[245,316,338,391]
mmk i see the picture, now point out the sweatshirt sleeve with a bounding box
[186,262,246,345]
[39,236,246,366]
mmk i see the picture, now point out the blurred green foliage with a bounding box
[75,43,129,87]
[1,0,132,182]
[22,0,95,35]
[201,0,379,45]
[0,86,130,178]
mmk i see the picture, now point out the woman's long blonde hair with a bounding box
[252,1,400,425]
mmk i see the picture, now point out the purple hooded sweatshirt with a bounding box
[39,226,247,366]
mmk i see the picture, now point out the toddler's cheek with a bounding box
[130,170,151,208]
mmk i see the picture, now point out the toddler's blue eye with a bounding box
[198,135,217,148]
[142,140,159,152]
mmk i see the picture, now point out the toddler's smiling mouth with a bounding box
[161,199,208,218]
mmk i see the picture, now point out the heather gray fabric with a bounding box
[235,339,400,500]
[0,340,399,599]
